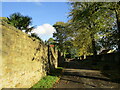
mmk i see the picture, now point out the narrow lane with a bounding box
[53,60,120,88]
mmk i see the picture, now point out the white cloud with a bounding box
[31,24,56,41]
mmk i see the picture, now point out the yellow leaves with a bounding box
[55,22,68,27]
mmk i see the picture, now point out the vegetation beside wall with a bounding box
[32,67,63,88]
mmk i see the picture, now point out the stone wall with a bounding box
[0,20,58,89]
[86,52,119,63]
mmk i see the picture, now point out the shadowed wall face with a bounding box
[86,52,119,63]
[0,21,58,89]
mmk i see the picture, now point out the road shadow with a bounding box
[62,59,120,84]
[63,71,120,84]
[60,78,96,87]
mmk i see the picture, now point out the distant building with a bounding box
[99,49,115,55]
[49,45,54,47]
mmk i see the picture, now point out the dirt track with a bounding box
[53,60,120,88]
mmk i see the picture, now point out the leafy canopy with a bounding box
[7,12,35,33]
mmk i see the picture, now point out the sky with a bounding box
[2,2,70,41]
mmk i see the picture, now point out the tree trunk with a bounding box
[115,8,120,52]
[58,50,61,67]
[91,34,97,56]
[115,1,120,68]
[47,44,51,74]
[92,38,97,55]
[116,2,120,68]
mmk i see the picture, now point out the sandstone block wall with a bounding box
[0,20,58,89]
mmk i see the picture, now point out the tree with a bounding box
[68,2,117,56]
[99,2,120,51]
[31,33,41,40]
[47,38,55,44]
[53,22,78,58]
[53,22,68,53]
[7,12,34,34]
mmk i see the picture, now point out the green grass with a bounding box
[32,75,59,88]
[31,67,63,89]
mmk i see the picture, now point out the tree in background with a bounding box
[47,38,57,49]
[103,2,120,51]
[31,33,42,41]
[53,22,68,55]
[53,22,78,58]
[7,12,35,34]
[47,38,55,44]
[68,2,118,57]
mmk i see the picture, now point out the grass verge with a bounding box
[31,67,63,89]
[31,75,59,88]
